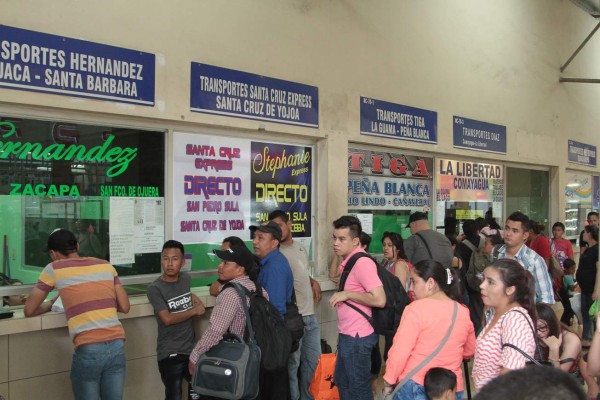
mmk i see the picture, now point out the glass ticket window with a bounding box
[505,167,549,226]
[564,172,598,241]
[436,159,504,236]
[0,116,165,285]
[348,147,434,254]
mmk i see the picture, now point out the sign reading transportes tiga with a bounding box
[359,97,438,144]
[0,25,155,105]
[568,139,597,167]
[190,63,319,128]
[453,116,507,154]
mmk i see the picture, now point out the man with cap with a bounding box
[404,211,453,268]
[188,243,263,371]
[148,240,205,400]
[24,228,130,400]
[250,220,294,400]
[250,220,294,319]
[188,244,280,399]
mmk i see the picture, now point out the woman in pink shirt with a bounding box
[382,260,475,400]
[472,259,538,391]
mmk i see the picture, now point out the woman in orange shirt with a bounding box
[382,260,475,400]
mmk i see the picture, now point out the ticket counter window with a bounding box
[505,167,549,224]
[564,172,599,241]
[435,159,504,237]
[0,116,165,285]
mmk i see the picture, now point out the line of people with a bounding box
[21,208,598,400]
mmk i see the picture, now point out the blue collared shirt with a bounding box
[257,248,294,318]
[497,243,555,304]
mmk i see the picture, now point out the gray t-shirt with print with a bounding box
[147,272,196,362]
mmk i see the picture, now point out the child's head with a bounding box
[482,232,503,256]
[564,258,576,274]
[424,367,457,400]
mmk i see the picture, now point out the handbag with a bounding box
[309,353,340,400]
[192,283,261,400]
[500,309,547,367]
[378,302,458,400]
[286,291,305,353]
[570,292,582,322]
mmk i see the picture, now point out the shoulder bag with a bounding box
[378,301,458,400]
[192,282,262,400]
[500,309,550,367]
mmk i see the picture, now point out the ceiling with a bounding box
[570,0,600,18]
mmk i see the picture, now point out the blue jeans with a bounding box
[70,339,126,400]
[581,293,596,341]
[335,332,378,400]
[393,379,463,400]
[288,314,321,400]
[158,354,199,400]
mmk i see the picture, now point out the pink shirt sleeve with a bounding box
[383,304,419,384]
[463,323,476,358]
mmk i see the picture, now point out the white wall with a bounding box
[2,0,599,270]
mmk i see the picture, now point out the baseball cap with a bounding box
[212,244,255,271]
[249,221,282,242]
[406,211,428,228]
[44,228,78,253]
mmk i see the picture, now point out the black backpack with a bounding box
[222,282,292,371]
[339,253,410,336]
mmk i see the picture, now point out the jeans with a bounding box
[335,332,378,400]
[392,379,463,400]
[288,315,321,400]
[158,354,199,400]
[581,292,596,341]
[70,339,126,400]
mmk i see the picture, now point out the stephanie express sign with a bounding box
[0,25,155,105]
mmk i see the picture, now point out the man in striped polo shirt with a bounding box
[25,228,130,400]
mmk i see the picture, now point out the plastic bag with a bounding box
[589,299,599,321]
[570,293,582,322]
[309,353,339,400]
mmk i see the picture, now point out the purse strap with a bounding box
[500,308,544,361]
[501,343,544,367]
[390,301,458,396]
[223,282,257,344]
[415,233,433,258]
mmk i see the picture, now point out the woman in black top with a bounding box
[575,225,599,346]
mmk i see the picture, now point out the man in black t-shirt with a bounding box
[579,211,599,255]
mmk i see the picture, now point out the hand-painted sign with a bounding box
[0,25,155,105]
[453,116,506,154]
[190,63,319,128]
[568,140,597,167]
[359,97,437,144]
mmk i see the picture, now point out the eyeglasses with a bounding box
[536,323,549,333]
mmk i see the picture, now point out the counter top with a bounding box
[0,276,337,336]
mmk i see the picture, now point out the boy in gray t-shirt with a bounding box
[147,240,205,400]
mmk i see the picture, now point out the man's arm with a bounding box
[24,287,54,317]
[309,277,322,302]
[157,294,205,326]
[329,285,385,308]
[329,255,340,283]
[115,284,130,314]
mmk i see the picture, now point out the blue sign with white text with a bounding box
[568,140,597,167]
[453,116,506,154]
[190,63,319,128]
[0,25,155,106]
[360,97,437,144]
